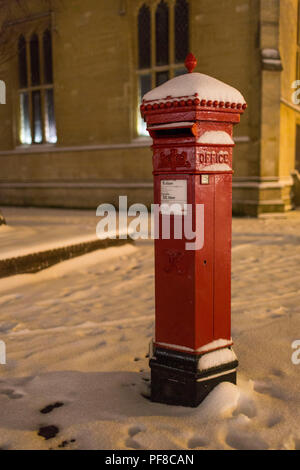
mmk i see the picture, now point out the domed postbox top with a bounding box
[141,53,246,114]
[143,73,245,107]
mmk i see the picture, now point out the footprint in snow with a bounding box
[226,429,269,450]
[187,437,208,449]
[0,388,24,399]
[254,380,288,401]
[266,414,283,428]
[128,425,145,438]
[294,438,300,451]
[233,394,257,419]
[271,368,285,378]
[0,322,18,333]
[125,437,141,449]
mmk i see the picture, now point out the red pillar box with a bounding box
[140,54,247,407]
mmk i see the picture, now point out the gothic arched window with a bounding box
[18,30,57,145]
[136,1,189,135]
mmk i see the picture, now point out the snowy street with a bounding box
[0,207,100,260]
[0,210,300,449]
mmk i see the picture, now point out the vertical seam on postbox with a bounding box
[213,175,216,339]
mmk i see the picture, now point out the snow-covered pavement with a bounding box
[0,211,300,450]
[0,207,100,260]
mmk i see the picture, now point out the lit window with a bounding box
[18,29,57,145]
[19,92,31,144]
[138,74,152,136]
[136,0,189,136]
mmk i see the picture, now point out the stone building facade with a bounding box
[0,0,299,216]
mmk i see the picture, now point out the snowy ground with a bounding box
[0,207,99,260]
[0,209,300,450]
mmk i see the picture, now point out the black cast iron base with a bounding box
[150,346,238,407]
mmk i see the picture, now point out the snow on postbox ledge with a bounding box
[140,60,247,175]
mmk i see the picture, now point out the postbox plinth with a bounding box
[150,346,238,407]
[141,54,246,407]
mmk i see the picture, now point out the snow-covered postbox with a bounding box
[140,54,247,407]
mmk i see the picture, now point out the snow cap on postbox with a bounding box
[140,53,247,116]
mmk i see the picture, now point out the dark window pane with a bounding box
[32,90,43,143]
[30,34,40,86]
[45,89,57,143]
[156,70,169,87]
[175,0,189,63]
[155,0,169,66]
[138,5,151,69]
[174,67,187,77]
[43,29,53,84]
[18,35,27,88]
[139,74,152,99]
[19,92,31,144]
